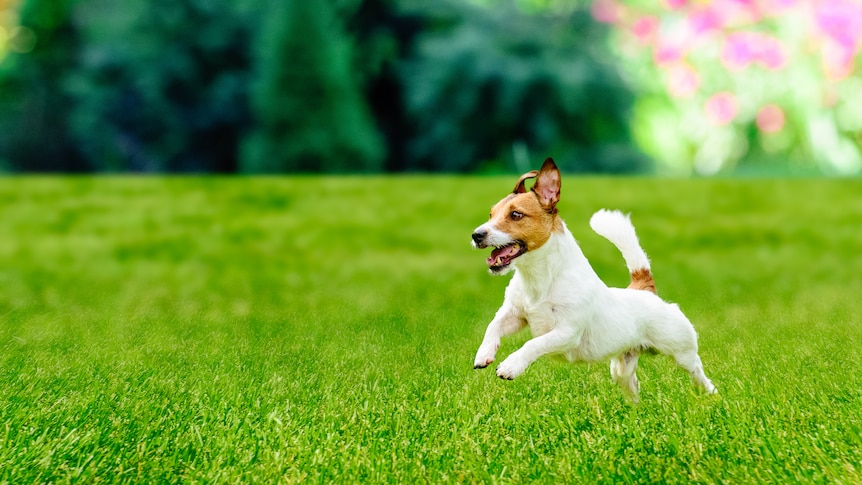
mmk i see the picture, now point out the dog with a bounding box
[470,158,716,401]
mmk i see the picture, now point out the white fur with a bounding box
[473,211,716,401]
[471,223,514,251]
[589,209,650,273]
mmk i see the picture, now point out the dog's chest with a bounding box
[508,276,565,337]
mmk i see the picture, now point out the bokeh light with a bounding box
[705,92,738,126]
[756,104,786,133]
[596,0,862,175]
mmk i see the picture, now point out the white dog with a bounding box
[471,158,716,401]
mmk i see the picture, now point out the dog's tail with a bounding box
[589,209,656,294]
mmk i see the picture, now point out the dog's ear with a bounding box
[532,158,561,212]
[513,170,539,194]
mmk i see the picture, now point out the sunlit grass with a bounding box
[1,176,861,483]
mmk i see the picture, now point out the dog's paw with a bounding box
[473,344,498,369]
[474,354,495,369]
[495,356,528,380]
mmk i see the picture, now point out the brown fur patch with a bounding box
[628,268,656,294]
[489,192,562,252]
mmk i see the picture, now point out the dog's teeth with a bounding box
[495,256,502,266]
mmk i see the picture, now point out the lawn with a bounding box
[1,175,860,483]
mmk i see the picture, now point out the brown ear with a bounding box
[532,158,561,212]
[513,170,539,194]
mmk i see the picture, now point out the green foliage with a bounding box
[65,0,258,172]
[0,0,653,173]
[241,0,385,173]
[0,0,259,172]
[401,1,649,173]
[347,0,422,172]
[1,175,861,481]
[0,0,87,171]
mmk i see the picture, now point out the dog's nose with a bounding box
[472,230,487,245]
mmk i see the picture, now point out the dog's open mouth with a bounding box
[487,242,527,271]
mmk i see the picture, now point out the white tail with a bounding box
[589,209,650,273]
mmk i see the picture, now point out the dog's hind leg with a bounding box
[610,351,641,403]
[673,351,717,395]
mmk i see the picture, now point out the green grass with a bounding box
[1,176,861,483]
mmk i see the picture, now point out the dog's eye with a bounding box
[510,211,524,221]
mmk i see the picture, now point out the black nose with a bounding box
[472,230,487,245]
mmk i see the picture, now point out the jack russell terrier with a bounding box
[471,158,716,401]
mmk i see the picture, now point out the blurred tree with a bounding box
[0,0,650,174]
[348,0,423,172]
[65,0,257,172]
[241,0,384,173]
[400,0,649,173]
[0,0,88,172]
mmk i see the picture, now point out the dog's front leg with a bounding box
[496,329,579,380]
[474,300,525,369]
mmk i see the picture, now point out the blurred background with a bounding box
[0,0,860,175]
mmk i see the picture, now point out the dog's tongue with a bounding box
[487,243,520,266]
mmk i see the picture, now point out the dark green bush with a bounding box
[0,0,86,172]
[64,0,257,172]
[400,1,649,173]
[240,0,385,173]
[0,0,647,173]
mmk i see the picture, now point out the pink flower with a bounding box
[765,0,798,8]
[811,0,862,79]
[758,38,787,70]
[689,7,725,35]
[761,0,798,12]
[708,0,762,26]
[705,92,739,126]
[632,16,659,44]
[653,37,686,65]
[592,0,622,24]
[721,32,787,71]
[756,104,785,133]
[666,63,701,98]
[722,33,757,70]
[815,0,862,52]
[726,0,757,9]
[665,0,688,10]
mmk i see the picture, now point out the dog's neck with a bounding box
[512,220,602,300]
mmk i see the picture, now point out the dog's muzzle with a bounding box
[472,230,488,248]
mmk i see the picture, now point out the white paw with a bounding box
[495,355,528,380]
[473,344,497,369]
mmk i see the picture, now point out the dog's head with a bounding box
[471,158,562,275]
